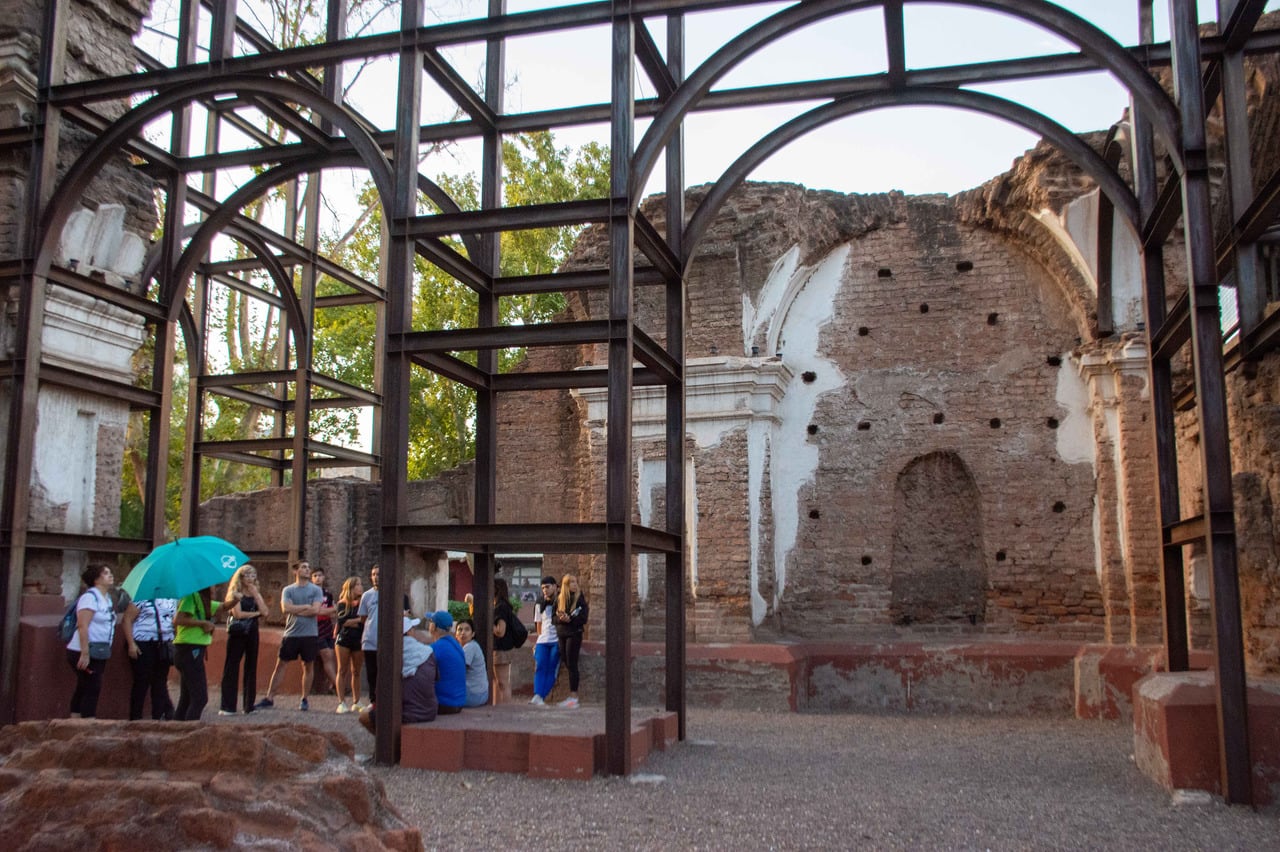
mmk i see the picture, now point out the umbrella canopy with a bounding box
[121,535,248,602]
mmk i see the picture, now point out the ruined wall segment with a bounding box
[0,0,155,599]
[523,182,1143,643]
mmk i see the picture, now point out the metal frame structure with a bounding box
[0,0,1275,798]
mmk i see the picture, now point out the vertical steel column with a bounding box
[170,0,201,539]
[605,1,637,777]
[1168,0,1252,805]
[375,0,424,766]
[663,11,688,742]
[1134,0,1189,674]
[0,0,68,725]
[472,0,507,657]
[1216,0,1262,341]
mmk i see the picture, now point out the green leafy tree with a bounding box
[317,130,610,478]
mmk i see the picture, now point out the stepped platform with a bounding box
[399,703,678,779]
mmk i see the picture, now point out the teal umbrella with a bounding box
[121,536,248,601]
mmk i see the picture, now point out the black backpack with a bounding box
[57,601,78,643]
[506,610,528,649]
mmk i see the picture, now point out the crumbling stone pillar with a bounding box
[1080,336,1162,645]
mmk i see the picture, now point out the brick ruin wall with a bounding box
[499,183,1157,646]
[4,4,1274,674]
[1,0,155,599]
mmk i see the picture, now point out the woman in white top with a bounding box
[66,563,118,718]
[122,596,177,720]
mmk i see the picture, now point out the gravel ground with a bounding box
[206,688,1278,851]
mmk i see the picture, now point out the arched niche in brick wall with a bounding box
[889,451,986,626]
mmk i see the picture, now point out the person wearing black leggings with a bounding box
[553,574,589,709]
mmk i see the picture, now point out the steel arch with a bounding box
[34,75,397,290]
[632,0,1184,206]
[683,86,1141,266]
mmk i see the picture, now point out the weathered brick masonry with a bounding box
[499,180,1169,649]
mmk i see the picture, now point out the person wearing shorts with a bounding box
[253,560,325,711]
[311,567,338,695]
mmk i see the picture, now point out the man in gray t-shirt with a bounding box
[253,561,328,712]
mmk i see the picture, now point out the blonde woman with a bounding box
[554,574,589,708]
[219,564,267,715]
[333,575,365,713]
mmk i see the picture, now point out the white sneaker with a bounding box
[558,697,579,709]
[336,702,350,714]
[529,695,544,705]
[217,709,235,716]
[351,702,364,713]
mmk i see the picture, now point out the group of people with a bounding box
[63,559,589,726]
[64,562,230,722]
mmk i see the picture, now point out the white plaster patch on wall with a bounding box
[687,417,736,450]
[1058,191,1146,333]
[744,246,801,355]
[1055,353,1095,466]
[686,459,699,598]
[1109,219,1145,331]
[636,457,665,603]
[766,244,851,611]
[32,389,127,535]
[1104,404,1129,568]
[747,419,769,624]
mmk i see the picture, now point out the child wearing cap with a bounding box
[530,575,561,706]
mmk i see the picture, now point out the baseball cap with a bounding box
[429,610,453,631]
[402,616,420,634]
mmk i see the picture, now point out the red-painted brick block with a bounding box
[528,733,595,780]
[463,729,528,774]
[401,726,464,772]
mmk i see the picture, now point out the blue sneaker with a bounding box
[299,697,309,711]
[252,698,274,710]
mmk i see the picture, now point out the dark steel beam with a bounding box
[310,372,381,406]
[1214,0,1263,341]
[635,22,676,100]
[394,319,615,353]
[1135,0,1189,679]
[605,6,636,778]
[883,0,906,89]
[39,364,161,411]
[23,532,152,554]
[633,327,681,385]
[44,265,166,322]
[634,211,682,282]
[494,266,666,295]
[492,367,664,391]
[1167,0,1251,805]
[402,198,612,239]
[387,522,679,554]
[414,236,492,293]
[422,47,498,128]
[408,352,491,390]
[1142,173,1184,250]
[1150,290,1191,364]
[664,8,688,742]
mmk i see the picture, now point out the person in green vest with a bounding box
[173,588,218,720]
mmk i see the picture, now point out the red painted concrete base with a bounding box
[16,596,308,722]
[1133,672,1280,805]
[400,705,677,779]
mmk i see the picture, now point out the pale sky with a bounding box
[485,0,1280,196]
[138,1,1279,199]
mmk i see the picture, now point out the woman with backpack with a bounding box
[66,563,118,718]
[491,577,523,703]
